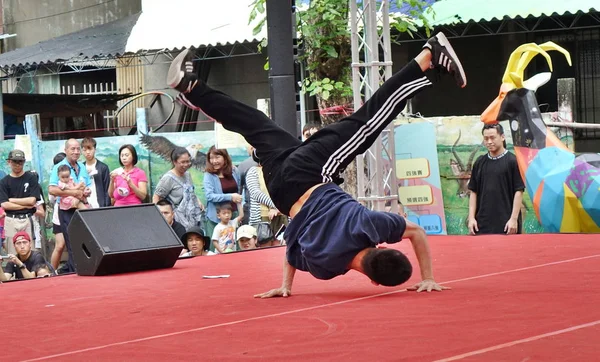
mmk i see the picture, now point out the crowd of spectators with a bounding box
[0,135,288,282]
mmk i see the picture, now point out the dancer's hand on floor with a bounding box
[407,279,450,293]
[254,286,292,299]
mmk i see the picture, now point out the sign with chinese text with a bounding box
[397,158,430,179]
[394,121,447,235]
[398,185,433,206]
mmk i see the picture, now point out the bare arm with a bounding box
[0,257,10,281]
[404,220,450,292]
[1,201,30,210]
[49,185,83,199]
[468,191,477,220]
[504,190,524,234]
[236,202,244,222]
[8,197,37,207]
[107,178,115,199]
[128,181,148,202]
[254,255,296,298]
[18,265,36,279]
[34,204,45,218]
[5,256,35,280]
[212,239,226,254]
[0,270,8,281]
[510,191,523,221]
[467,191,479,235]
[280,257,296,292]
[404,221,434,281]
[152,194,161,203]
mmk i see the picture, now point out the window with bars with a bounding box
[576,29,600,139]
[537,28,600,140]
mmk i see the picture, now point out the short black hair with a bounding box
[302,122,322,138]
[362,248,413,287]
[33,264,52,276]
[156,199,174,210]
[171,146,191,164]
[118,144,138,166]
[482,123,507,148]
[53,152,66,165]
[482,123,504,135]
[81,137,97,149]
[217,203,232,213]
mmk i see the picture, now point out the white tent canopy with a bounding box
[125,0,267,53]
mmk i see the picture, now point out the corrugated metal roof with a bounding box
[1,0,597,69]
[0,13,140,69]
[125,0,265,53]
[421,0,599,26]
[125,0,439,53]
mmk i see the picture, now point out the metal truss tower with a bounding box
[350,0,399,212]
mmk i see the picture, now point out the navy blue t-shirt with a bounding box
[284,183,406,280]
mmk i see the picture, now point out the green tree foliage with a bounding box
[250,0,434,125]
[249,0,434,197]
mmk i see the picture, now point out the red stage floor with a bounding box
[3,233,599,361]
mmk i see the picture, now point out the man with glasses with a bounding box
[0,150,41,256]
[0,231,47,281]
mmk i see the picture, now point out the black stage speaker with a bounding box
[68,204,183,276]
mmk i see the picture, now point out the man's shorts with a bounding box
[4,214,34,255]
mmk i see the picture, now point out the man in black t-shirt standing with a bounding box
[0,150,41,255]
[468,123,525,235]
[0,231,47,281]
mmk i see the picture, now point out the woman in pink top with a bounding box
[108,144,148,206]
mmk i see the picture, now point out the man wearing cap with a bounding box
[48,139,92,273]
[0,231,47,281]
[237,224,257,251]
[0,150,41,256]
[181,226,215,257]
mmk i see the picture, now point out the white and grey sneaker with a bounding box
[167,49,198,93]
[423,32,467,88]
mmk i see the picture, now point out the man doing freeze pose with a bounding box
[168,33,466,297]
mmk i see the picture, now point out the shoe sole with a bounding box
[167,49,191,89]
[436,32,467,88]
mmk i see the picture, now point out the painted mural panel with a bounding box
[27,131,248,242]
[396,116,545,235]
[38,131,248,207]
[139,131,212,205]
[395,122,447,235]
[138,130,248,205]
[0,139,16,177]
[40,136,150,196]
[4,114,551,238]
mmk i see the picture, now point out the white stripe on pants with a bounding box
[321,76,432,182]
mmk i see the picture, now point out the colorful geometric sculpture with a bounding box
[481,42,600,233]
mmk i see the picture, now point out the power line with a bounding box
[0,0,118,27]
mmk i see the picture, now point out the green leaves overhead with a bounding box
[249,0,434,101]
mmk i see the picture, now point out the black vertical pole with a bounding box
[266,0,297,137]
